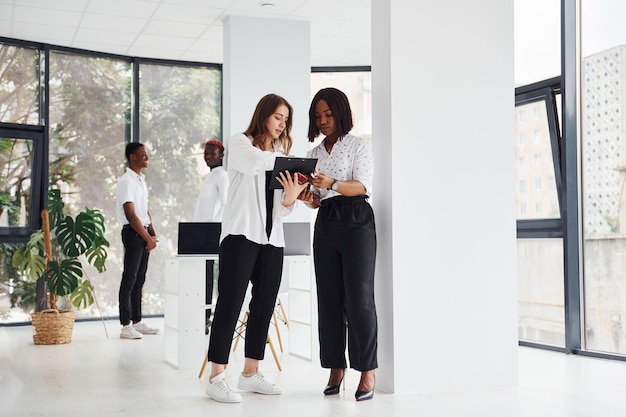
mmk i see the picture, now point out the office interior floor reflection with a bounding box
[1,318,626,417]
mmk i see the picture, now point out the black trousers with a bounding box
[119,225,150,326]
[313,196,378,372]
[207,235,284,364]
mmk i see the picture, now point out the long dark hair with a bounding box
[244,93,293,155]
[307,88,353,142]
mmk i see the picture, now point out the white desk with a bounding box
[164,254,314,369]
[164,255,217,370]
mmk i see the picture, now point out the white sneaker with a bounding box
[120,325,143,339]
[206,372,242,403]
[133,321,159,335]
[238,372,282,395]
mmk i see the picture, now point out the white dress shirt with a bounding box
[193,165,229,222]
[220,132,295,247]
[115,167,151,226]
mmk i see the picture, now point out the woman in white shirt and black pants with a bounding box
[205,93,308,403]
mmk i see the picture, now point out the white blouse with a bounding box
[306,133,374,200]
[193,165,229,222]
[220,132,295,247]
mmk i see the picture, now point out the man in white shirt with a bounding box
[193,139,229,222]
[193,139,229,333]
[115,142,159,339]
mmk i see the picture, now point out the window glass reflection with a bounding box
[581,0,626,355]
[517,238,565,346]
[0,44,40,125]
[515,100,560,220]
[0,138,33,227]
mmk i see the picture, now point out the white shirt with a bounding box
[221,132,295,247]
[306,133,374,200]
[193,165,229,222]
[115,167,151,226]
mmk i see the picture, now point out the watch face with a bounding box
[331,181,339,191]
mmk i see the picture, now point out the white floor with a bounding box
[2,318,626,417]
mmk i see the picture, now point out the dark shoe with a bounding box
[355,370,375,401]
[323,368,345,395]
[355,389,374,401]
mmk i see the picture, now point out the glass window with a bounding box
[515,100,560,220]
[514,0,561,85]
[139,62,222,316]
[581,0,626,355]
[0,44,40,125]
[48,50,132,320]
[517,238,565,346]
[0,137,34,227]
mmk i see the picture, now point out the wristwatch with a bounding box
[330,179,339,191]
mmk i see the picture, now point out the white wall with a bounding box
[223,15,312,222]
[372,0,518,394]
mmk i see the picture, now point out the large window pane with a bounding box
[514,0,561,86]
[581,0,626,355]
[515,100,560,220]
[517,238,565,346]
[139,63,222,316]
[515,89,564,347]
[0,44,40,125]
[49,51,131,320]
[0,137,34,227]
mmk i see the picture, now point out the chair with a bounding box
[198,294,288,378]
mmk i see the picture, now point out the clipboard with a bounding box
[269,156,318,189]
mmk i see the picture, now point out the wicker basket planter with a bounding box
[31,309,76,345]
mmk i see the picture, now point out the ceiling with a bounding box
[0,0,372,67]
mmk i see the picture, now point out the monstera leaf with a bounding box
[85,244,108,273]
[45,189,65,229]
[44,258,82,296]
[12,229,46,281]
[12,189,109,311]
[55,213,98,258]
[69,279,95,309]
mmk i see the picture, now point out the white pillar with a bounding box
[223,15,311,222]
[372,0,518,394]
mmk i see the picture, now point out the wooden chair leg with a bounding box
[198,352,209,379]
[266,334,282,371]
[273,309,284,352]
[278,298,289,329]
[232,312,248,352]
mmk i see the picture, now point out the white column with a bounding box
[222,15,311,222]
[372,0,518,394]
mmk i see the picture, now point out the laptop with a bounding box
[177,222,222,255]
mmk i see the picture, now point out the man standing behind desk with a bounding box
[193,139,229,333]
[116,142,159,339]
[193,139,229,223]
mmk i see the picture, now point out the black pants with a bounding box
[119,225,150,326]
[313,196,378,372]
[207,235,284,364]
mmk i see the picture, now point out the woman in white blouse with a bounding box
[205,94,308,403]
[299,88,378,401]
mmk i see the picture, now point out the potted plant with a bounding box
[12,189,109,344]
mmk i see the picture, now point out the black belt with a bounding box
[123,224,150,231]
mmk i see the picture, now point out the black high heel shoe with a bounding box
[355,370,375,401]
[355,389,374,401]
[323,368,345,395]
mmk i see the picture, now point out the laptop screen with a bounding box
[177,222,221,255]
